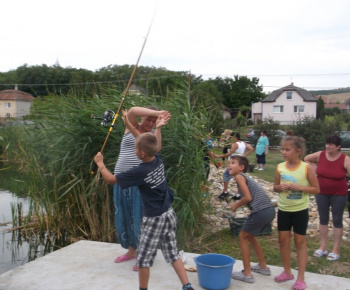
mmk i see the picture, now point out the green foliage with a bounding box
[291,116,341,154]
[212,75,266,110]
[1,82,209,247]
[316,97,324,119]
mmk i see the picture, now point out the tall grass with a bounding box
[1,82,211,248]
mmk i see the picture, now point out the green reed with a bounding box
[1,82,211,248]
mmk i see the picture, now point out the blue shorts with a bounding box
[277,208,309,235]
[223,168,233,183]
[242,207,275,236]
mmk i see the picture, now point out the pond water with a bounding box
[0,163,55,275]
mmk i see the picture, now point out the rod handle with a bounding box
[91,162,98,175]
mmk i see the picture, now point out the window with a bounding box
[294,105,305,113]
[273,105,284,113]
[286,92,292,100]
[5,102,11,108]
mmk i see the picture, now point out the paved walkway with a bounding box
[0,240,349,290]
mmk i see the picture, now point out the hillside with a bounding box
[309,87,350,103]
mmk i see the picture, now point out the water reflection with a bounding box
[0,163,69,275]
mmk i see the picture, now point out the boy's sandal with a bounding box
[292,280,307,290]
[132,264,139,271]
[251,264,271,276]
[327,252,340,261]
[114,254,136,263]
[231,271,255,283]
[274,271,294,283]
[313,249,328,258]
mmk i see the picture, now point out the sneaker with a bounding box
[258,168,264,171]
[255,166,259,170]
[232,194,241,201]
[251,264,271,276]
[182,282,194,290]
[218,192,229,199]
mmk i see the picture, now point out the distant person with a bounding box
[214,132,254,200]
[286,130,294,136]
[255,130,269,171]
[304,135,350,261]
[94,129,195,290]
[229,155,275,284]
[220,129,232,166]
[274,136,319,290]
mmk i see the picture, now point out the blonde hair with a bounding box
[281,136,306,158]
[136,132,158,156]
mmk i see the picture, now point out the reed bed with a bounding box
[1,82,212,248]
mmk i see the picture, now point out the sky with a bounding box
[1,0,350,93]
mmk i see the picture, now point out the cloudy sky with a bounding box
[1,0,349,92]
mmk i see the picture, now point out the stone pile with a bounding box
[203,165,350,242]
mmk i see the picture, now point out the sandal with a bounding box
[231,270,255,283]
[292,280,307,290]
[132,264,139,271]
[274,271,294,283]
[313,249,328,258]
[114,254,136,263]
[251,264,271,276]
[327,252,340,261]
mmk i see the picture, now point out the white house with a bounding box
[252,83,318,125]
[0,87,35,119]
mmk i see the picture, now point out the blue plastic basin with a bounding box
[194,253,235,290]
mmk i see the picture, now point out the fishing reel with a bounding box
[91,109,116,127]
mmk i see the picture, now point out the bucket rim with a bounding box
[194,253,235,268]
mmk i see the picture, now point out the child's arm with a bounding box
[215,143,238,159]
[287,164,320,194]
[230,175,252,212]
[122,109,140,138]
[94,152,117,184]
[273,168,290,192]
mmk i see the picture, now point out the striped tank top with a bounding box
[114,132,141,174]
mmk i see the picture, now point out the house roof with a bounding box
[0,89,35,102]
[262,84,317,103]
[324,103,348,109]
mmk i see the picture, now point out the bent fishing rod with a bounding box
[91,13,155,174]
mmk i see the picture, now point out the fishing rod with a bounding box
[90,12,156,174]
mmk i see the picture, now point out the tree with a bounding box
[212,75,266,111]
[317,97,325,119]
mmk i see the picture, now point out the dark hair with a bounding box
[230,155,249,173]
[261,130,267,134]
[230,132,241,140]
[136,132,159,156]
[326,135,342,148]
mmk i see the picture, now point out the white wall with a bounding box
[262,91,316,124]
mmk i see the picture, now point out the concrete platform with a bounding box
[0,240,349,290]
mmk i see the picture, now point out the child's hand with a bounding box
[280,183,290,191]
[288,183,300,191]
[94,152,104,164]
[230,203,238,212]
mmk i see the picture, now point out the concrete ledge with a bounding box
[0,240,349,289]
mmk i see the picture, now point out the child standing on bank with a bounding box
[274,136,319,290]
[94,113,194,290]
[228,156,275,284]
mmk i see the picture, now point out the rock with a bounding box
[205,164,350,241]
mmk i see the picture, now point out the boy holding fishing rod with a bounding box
[94,110,194,290]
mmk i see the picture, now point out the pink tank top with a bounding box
[316,151,347,196]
